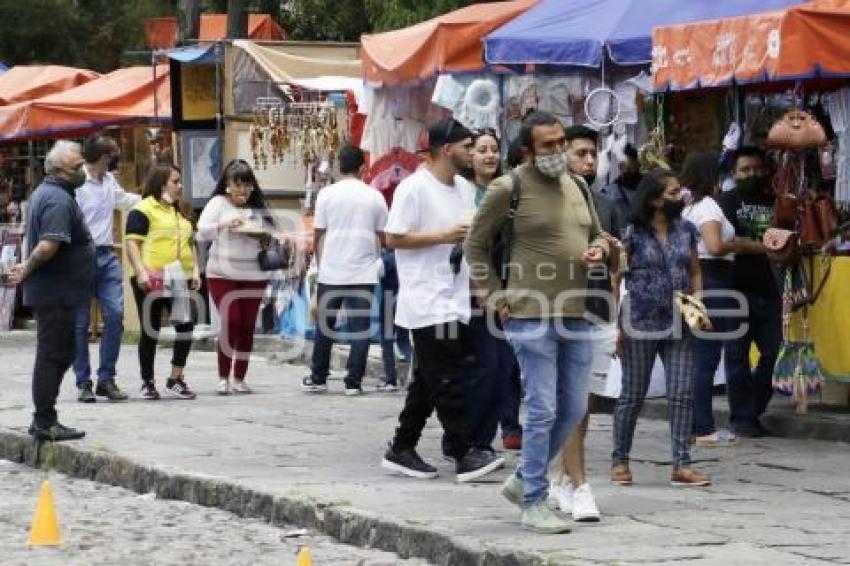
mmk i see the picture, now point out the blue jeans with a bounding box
[724,292,781,431]
[692,263,734,436]
[504,318,592,506]
[73,248,124,387]
[378,286,411,385]
[310,283,374,387]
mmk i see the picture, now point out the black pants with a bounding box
[33,306,76,428]
[391,322,472,460]
[130,278,194,382]
[443,312,517,454]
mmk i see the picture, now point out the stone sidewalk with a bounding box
[1,342,849,565]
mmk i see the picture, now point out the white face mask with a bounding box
[161,191,176,205]
[535,152,568,178]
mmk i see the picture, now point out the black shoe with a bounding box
[77,384,96,403]
[456,448,505,483]
[300,376,328,393]
[381,446,438,479]
[28,422,86,442]
[95,381,128,401]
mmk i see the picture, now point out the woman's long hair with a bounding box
[213,159,276,228]
[143,163,193,221]
[629,168,678,230]
[679,151,719,203]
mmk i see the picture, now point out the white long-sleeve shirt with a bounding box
[196,195,270,281]
[76,167,140,246]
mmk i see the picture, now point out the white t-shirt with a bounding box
[385,168,475,329]
[314,178,388,285]
[683,196,735,261]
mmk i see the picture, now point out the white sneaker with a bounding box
[548,481,573,514]
[232,380,251,394]
[571,483,600,522]
[216,379,231,395]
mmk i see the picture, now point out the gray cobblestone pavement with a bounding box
[1,343,849,564]
[0,460,428,566]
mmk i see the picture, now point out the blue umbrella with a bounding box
[485,0,804,67]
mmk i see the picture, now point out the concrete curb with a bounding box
[0,430,546,566]
[175,332,850,443]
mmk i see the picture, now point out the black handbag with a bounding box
[257,239,291,271]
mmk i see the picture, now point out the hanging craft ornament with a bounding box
[458,79,501,131]
[638,128,670,171]
[584,87,621,128]
[766,109,827,150]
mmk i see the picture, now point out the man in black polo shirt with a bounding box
[9,140,95,441]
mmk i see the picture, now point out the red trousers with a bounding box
[207,278,268,380]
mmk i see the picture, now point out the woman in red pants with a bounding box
[197,159,290,394]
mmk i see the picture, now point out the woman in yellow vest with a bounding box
[125,164,200,400]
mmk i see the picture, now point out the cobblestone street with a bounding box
[1,343,849,565]
[0,460,427,566]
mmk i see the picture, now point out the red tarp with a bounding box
[0,66,170,142]
[0,65,100,106]
[653,0,850,91]
[360,0,537,86]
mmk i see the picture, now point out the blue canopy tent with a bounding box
[484,0,804,67]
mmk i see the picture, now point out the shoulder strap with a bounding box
[508,170,521,215]
[568,173,591,207]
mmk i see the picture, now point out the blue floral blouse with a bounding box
[623,220,698,333]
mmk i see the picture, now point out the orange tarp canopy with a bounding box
[653,0,850,91]
[200,14,285,41]
[0,65,100,105]
[0,66,170,142]
[144,14,285,49]
[361,0,537,86]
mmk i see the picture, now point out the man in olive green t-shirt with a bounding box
[465,112,608,534]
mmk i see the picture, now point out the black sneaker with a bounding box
[456,448,505,483]
[140,381,161,400]
[381,446,438,479]
[95,381,128,401]
[301,376,328,393]
[28,422,86,442]
[77,384,96,403]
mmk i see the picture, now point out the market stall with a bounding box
[652,0,850,406]
[0,65,173,333]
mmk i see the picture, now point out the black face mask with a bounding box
[582,173,597,186]
[736,176,769,203]
[108,154,120,172]
[619,171,641,189]
[663,200,685,219]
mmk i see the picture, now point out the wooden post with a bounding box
[227,0,247,39]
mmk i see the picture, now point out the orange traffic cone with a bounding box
[28,480,62,546]
[296,546,313,566]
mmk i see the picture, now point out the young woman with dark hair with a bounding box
[680,152,763,447]
[611,168,711,487]
[197,159,292,395]
[461,129,523,452]
[125,164,200,400]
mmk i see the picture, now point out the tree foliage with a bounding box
[0,0,496,71]
[0,0,176,71]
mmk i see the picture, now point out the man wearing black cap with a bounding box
[381,119,505,483]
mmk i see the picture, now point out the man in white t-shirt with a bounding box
[380,119,504,484]
[302,146,388,395]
